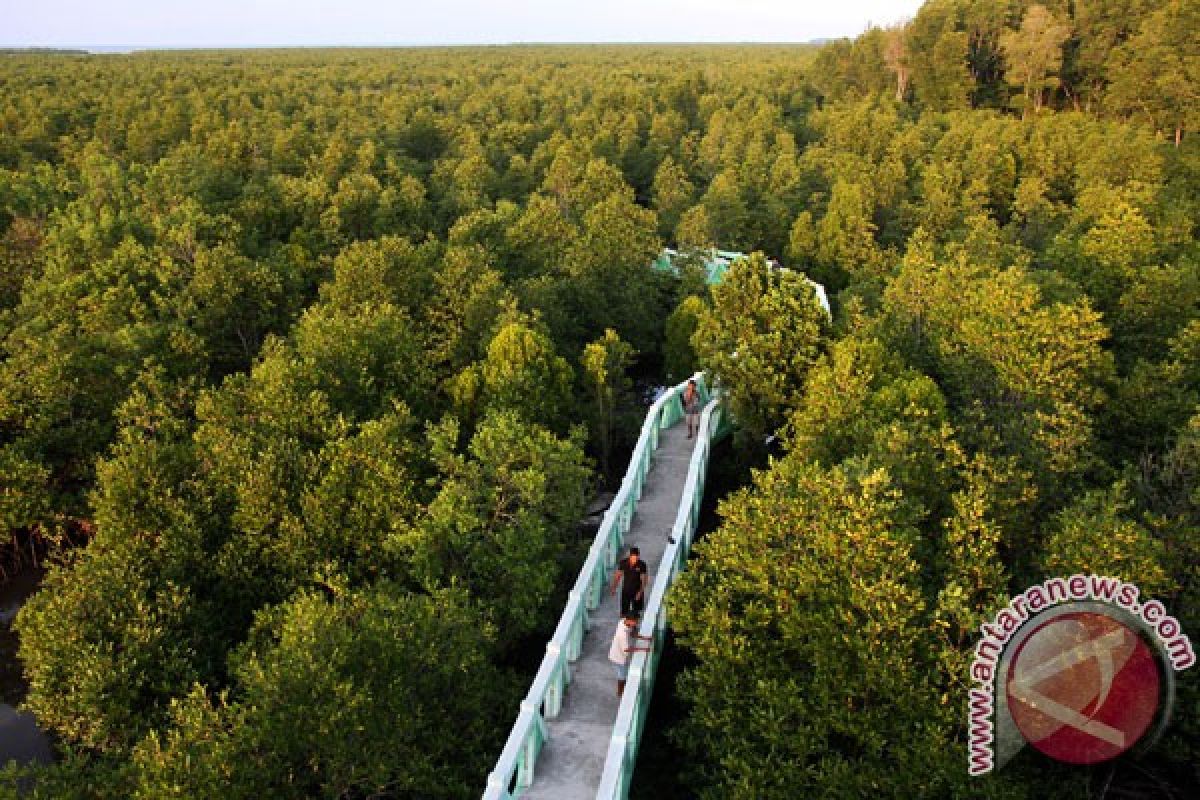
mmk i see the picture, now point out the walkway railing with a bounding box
[482,373,712,800]
[595,394,723,800]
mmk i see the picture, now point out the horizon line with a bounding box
[3,39,838,52]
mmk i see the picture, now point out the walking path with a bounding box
[520,423,697,800]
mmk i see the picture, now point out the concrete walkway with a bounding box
[523,422,697,800]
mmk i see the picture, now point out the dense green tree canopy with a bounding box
[693,252,828,442]
[0,14,1196,797]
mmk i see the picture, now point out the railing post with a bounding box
[567,592,585,657]
[544,644,563,718]
[484,772,511,800]
[516,701,546,789]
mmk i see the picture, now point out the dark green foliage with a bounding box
[451,320,575,434]
[693,252,828,443]
[669,459,1042,799]
[132,587,516,800]
[663,295,706,384]
[398,411,590,650]
[581,329,637,481]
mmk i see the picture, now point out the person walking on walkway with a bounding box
[610,546,648,615]
[609,613,652,697]
[683,379,701,439]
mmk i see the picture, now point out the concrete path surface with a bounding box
[522,422,697,800]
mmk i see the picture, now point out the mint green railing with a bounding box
[595,393,722,800]
[482,373,712,800]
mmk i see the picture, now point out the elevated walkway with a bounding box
[522,421,694,799]
[484,376,725,800]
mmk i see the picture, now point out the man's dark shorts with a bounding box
[620,591,644,616]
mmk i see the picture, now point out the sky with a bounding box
[4,0,925,49]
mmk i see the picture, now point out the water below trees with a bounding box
[1,569,53,767]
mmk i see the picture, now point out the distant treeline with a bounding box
[1,48,89,56]
[810,0,1197,144]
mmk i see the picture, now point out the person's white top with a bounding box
[609,620,633,665]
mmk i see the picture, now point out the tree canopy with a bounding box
[0,14,1197,797]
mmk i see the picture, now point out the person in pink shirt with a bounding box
[609,613,652,698]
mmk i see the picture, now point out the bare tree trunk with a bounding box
[1177,127,1183,148]
[1063,83,1079,112]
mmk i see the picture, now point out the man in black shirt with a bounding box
[609,546,648,615]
